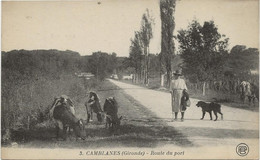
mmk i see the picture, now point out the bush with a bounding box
[1,49,102,143]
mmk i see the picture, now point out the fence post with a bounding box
[27,116,30,130]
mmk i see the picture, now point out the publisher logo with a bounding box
[236,143,249,156]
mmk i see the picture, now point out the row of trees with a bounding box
[128,0,177,86]
[2,49,81,79]
[126,0,259,96]
[177,20,229,95]
[128,9,155,85]
[177,20,259,95]
[80,51,118,80]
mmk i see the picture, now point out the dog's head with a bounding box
[196,101,206,108]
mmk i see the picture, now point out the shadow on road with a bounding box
[6,122,193,148]
[176,126,259,139]
[84,123,193,148]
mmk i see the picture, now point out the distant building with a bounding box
[76,72,95,79]
[250,69,259,75]
[122,74,133,80]
[110,74,119,80]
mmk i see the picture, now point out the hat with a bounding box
[173,70,182,76]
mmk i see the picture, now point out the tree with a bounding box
[149,54,161,75]
[227,45,259,79]
[87,51,117,80]
[160,0,176,87]
[110,52,118,74]
[1,49,83,130]
[139,9,154,85]
[177,20,229,95]
[129,31,143,83]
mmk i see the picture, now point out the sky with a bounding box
[2,0,259,57]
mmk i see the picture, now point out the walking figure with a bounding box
[170,70,188,121]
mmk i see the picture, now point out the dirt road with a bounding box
[109,79,259,157]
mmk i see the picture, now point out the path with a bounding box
[109,79,259,158]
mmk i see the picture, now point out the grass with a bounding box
[5,77,257,149]
[3,79,193,148]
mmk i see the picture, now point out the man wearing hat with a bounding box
[170,69,188,121]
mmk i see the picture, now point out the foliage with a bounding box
[86,51,118,81]
[171,54,183,71]
[127,9,154,84]
[149,54,161,77]
[129,31,143,82]
[177,20,229,83]
[160,0,176,87]
[140,9,154,48]
[226,45,259,80]
[1,49,87,134]
[139,9,155,85]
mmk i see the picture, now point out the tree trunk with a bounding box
[166,57,172,87]
[144,46,149,86]
[147,53,150,86]
[161,74,164,87]
[96,67,98,80]
[168,70,172,87]
[30,85,34,99]
[27,116,30,130]
[202,82,206,96]
[140,56,142,83]
[159,52,164,87]
[141,61,144,84]
[138,70,141,83]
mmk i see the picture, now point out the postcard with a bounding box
[1,0,259,159]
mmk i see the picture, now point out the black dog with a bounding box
[196,101,223,121]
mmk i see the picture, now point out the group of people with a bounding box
[170,69,190,122]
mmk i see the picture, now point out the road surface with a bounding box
[109,79,259,158]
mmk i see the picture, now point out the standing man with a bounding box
[170,70,188,121]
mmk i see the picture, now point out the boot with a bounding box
[181,112,184,121]
[171,112,175,121]
[175,112,178,120]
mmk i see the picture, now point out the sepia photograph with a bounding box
[1,0,259,159]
